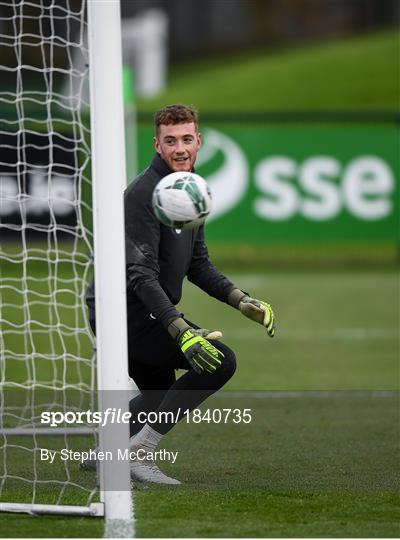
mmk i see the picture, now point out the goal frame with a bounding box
[0,0,134,534]
[87,0,134,533]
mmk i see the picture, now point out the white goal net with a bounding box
[0,0,101,515]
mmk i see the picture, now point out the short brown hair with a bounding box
[154,104,198,136]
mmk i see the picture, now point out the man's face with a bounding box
[154,122,201,172]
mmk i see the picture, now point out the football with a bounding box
[152,171,212,230]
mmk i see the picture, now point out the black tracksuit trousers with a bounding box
[88,310,236,436]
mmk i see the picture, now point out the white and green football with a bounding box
[152,172,212,230]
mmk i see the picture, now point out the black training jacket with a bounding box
[86,154,234,331]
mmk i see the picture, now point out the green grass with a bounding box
[0,515,103,538]
[2,394,398,537]
[179,269,399,390]
[206,242,399,269]
[133,393,399,537]
[0,267,399,537]
[138,29,399,112]
[135,491,399,538]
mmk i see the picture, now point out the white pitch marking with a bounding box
[215,390,399,398]
[221,328,397,341]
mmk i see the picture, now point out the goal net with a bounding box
[0,0,131,520]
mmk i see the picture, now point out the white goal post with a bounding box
[88,0,134,534]
[0,0,134,534]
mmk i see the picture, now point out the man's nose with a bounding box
[174,140,185,153]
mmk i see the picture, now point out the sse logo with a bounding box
[254,155,395,221]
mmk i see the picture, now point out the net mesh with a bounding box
[0,0,98,508]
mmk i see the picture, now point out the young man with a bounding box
[86,104,275,484]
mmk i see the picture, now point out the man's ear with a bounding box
[197,131,202,148]
[153,136,161,154]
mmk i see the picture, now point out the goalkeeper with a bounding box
[85,104,275,485]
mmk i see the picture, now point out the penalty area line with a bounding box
[216,390,399,398]
[222,328,398,341]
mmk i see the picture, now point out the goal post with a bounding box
[87,0,134,534]
[0,0,134,534]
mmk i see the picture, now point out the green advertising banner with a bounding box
[135,123,399,244]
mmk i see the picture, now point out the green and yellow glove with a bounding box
[229,289,276,338]
[179,328,225,374]
[167,318,224,375]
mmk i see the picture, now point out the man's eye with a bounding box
[184,138,193,143]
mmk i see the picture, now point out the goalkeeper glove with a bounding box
[228,289,275,337]
[167,318,224,375]
[239,296,275,337]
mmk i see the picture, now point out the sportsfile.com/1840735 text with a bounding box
[40,408,253,427]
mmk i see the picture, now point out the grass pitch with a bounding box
[133,392,399,538]
[0,267,399,537]
[138,29,398,112]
